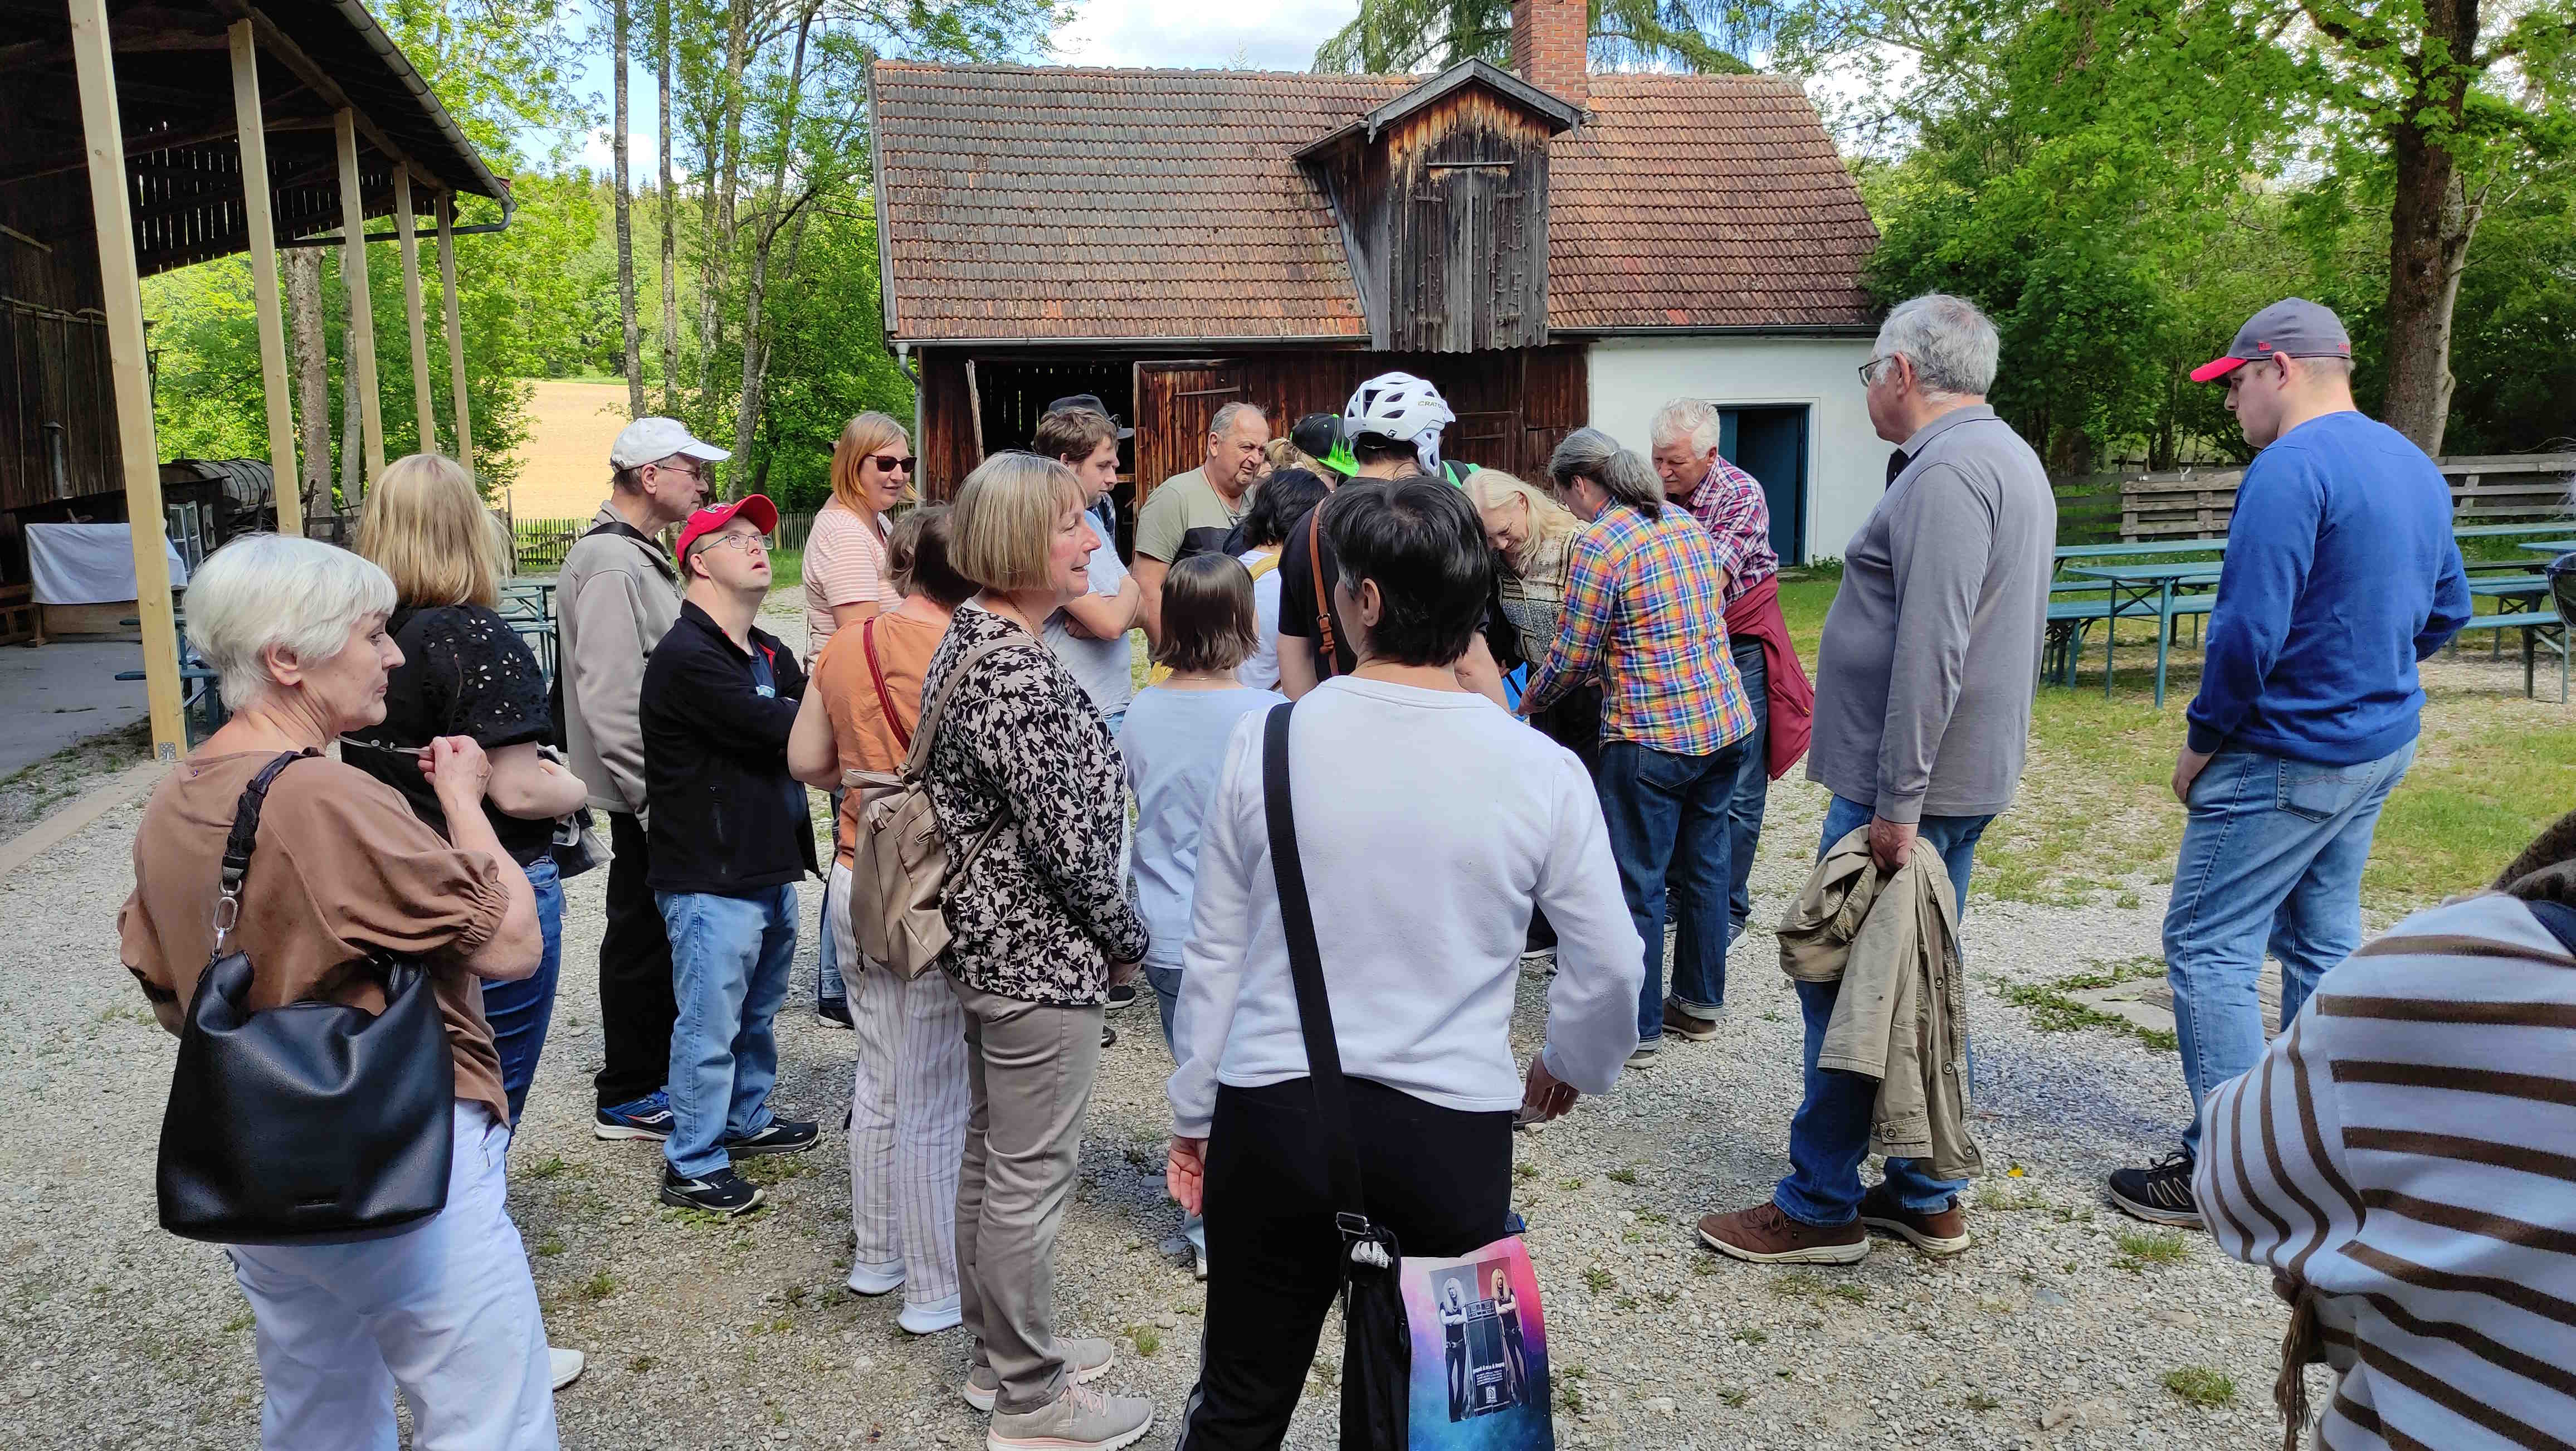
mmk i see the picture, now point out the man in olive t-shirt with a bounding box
[1133,400,1269,640]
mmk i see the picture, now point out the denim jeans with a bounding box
[1141,962,1206,1263]
[818,790,847,1006]
[1723,635,1770,951]
[657,884,798,1179]
[481,855,564,1127]
[2165,740,2414,1157]
[1597,736,1752,1037]
[1774,795,1991,1225]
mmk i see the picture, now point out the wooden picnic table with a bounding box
[2516,541,2576,558]
[2052,539,2227,563]
[2456,522,2576,540]
[2059,562,2224,707]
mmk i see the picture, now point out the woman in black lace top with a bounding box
[350,453,591,1128]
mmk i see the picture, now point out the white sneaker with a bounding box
[961,1337,1115,1413]
[897,1296,962,1335]
[987,1381,1154,1451]
[846,1260,904,1296]
[548,1346,586,1391]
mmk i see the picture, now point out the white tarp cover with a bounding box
[26,522,189,605]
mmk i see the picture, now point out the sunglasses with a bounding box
[866,455,913,474]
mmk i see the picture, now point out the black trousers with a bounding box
[593,810,677,1109]
[1177,1077,1512,1450]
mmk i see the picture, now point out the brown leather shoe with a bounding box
[1661,1000,1719,1042]
[1858,1184,1973,1257]
[1696,1202,1868,1264]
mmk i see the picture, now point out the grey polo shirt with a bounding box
[1806,405,2055,823]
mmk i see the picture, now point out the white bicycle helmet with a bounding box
[1344,372,1457,478]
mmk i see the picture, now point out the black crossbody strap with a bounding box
[214,749,319,951]
[584,518,678,583]
[1260,703,1373,1241]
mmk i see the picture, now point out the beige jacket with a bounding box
[1778,827,1981,1181]
[557,503,681,816]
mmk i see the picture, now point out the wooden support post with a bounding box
[228,20,299,539]
[393,168,435,449]
[437,191,472,474]
[70,0,186,759]
[334,109,384,485]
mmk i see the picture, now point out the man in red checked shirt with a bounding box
[1649,401,1815,996]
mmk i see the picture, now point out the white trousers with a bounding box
[829,863,970,1321]
[226,1102,557,1451]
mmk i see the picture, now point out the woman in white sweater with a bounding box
[1163,476,1644,1448]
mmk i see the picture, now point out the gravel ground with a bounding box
[1,590,2362,1449]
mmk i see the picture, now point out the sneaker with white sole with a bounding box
[659,1164,764,1216]
[548,1346,586,1391]
[2108,1153,2205,1228]
[594,1090,675,1141]
[961,1338,1116,1413]
[898,1296,963,1335]
[986,1381,1153,1451]
[846,1260,904,1296]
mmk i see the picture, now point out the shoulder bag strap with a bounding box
[214,749,319,952]
[583,518,679,583]
[900,631,1024,779]
[1307,509,1338,679]
[1260,703,1372,1237]
[862,616,911,753]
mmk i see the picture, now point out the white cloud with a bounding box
[580,129,667,178]
[1052,0,1361,71]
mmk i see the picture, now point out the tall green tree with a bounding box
[1317,0,1773,72]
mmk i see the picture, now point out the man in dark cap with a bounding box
[2108,298,2470,1226]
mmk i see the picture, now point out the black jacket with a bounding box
[640,600,818,894]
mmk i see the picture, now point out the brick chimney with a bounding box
[1511,0,1588,104]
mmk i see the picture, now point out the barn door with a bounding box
[1450,409,1519,474]
[1135,362,1245,506]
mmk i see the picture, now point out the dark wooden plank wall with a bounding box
[1,171,122,518]
[1383,92,1551,353]
[916,349,975,500]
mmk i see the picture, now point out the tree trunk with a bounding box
[286,249,332,522]
[2374,0,2483,456]
[613,0,643,416]
[339,340,363,511]
[694,0,752,427]
[733,4,818,461]
[657,0,679,414]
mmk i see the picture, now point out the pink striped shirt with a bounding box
[804,501,896,658]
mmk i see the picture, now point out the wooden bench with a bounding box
[2044,594,2216,685]
[2450,610,2568,701]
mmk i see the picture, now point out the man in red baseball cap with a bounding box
[637,492,822,1216]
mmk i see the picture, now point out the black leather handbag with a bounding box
[156,750,455,1245]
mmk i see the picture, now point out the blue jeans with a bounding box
[1723,636,1770,951]
[480,854,564,1127]
[657,884,798,1179]
[818,793,847,1006]
[2165,741,2413,1157]
[1140,962,1206,1262]
[1597,736,1752,1038]
[1774,795,1990,1225]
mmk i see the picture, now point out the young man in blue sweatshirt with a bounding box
[2109,300,2470,1226]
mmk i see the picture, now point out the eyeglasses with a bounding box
[1857,355,1902,387]
[653,462,708,482]
[866,455,913,474]
[704,532,769,556]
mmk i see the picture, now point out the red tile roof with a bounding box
[870,62,1877,343]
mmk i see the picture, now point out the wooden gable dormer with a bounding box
[1295,59,1581,354]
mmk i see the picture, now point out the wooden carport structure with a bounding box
[1,0,507,759]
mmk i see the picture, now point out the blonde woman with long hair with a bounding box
[350,452,591,1136]
[1466,470,1583,663]
[808,411,913,656]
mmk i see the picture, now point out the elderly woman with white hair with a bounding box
[118,534,561,1449]
[1521,428,1754,1063]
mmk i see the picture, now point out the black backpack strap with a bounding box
[584,518,678,583]
[1261,703,1376,1251]
[216,750,319,946]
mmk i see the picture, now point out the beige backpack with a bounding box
[845,634,1020,979]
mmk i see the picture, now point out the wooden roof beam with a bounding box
[208,0,431,188]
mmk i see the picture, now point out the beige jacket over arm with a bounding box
[557,504,682,817]
[1777,827,1982,1181]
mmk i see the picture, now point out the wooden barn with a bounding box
[1,0,505,753]
[868,0,1885,564]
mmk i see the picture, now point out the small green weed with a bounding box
[2115,1228,2190,1266]
[1974,1181,2048,1213]
[1964,1391,2002,1412]
[580,1270,616,1301]
[1583,1267,1614,1294]
[1559,1177,1585,1191]
[222,1311,254,1333]
[1513,1161,1538,1181]
[741,1155,812,1186]
[1731,1328,1767,1345]
[2163,1367,2236,1408]
[534,1235,565,1257]
[628,1355,657,1374]
[1718,1387,1751,1407]
[527,1156,568,1180]
[1128,1327,1161,1358]
[1773,1270,1868,1304]
[1607,1167,1640,1185]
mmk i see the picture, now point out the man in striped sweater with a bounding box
[2195,816,2576,1450]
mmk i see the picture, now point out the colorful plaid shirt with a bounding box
[1687,456,1779,606]
[1521,503,1754,756]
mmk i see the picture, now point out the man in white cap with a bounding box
[560,417,728,1142]
[2107,299,2470,1226]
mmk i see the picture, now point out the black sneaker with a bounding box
[1106,982,1139,1012]
[1101,1023,1118,1049]
[817,996,855,1029]
[661,1165,764,1216]
[724,1119,819,1157]
[2108,1153,2204,1228]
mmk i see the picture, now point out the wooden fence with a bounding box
[2121,453,2576,541]
[509,509,816,571]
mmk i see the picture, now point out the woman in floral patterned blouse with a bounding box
[919,452,1157,1448]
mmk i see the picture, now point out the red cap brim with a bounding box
[2189,356,2247,383]
[676,494,781,562]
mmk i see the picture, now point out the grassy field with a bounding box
[1773,570,2576,913]
[505,379,632,520]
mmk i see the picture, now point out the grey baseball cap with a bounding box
[2192,298,2353,382]
[610,416,731,470]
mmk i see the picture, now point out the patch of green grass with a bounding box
[1583,1266,1614,1294]
[1691,1258,1720,1277]
[1964,1391,2002,1412]
[1128,1327,1160,1358]
[526,1156,568,1180]
[1558,1177,1585,1191]
[1607,1166,1640,1186]
[1772,1270,1867,1304]
[741,1154,813,1186]
[1731,1328,1768,1345]
[765,548,804,595]
[1615,1294,1640,1311]
[1559,1383,1585,1414]
[579,1270,616,1301]
[1998,956,2179,1052]
[534,1235,565,1257]
[1718,1387,1752,1407]
[222,1311,254,1333]
[2114,1228,2191,1266]
[2162,1366,2236,1408]
[628,1355,657,1374]
[1513,1161,1538,1181]
[1974,1181,2050,1213]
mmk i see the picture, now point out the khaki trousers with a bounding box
[949,977,1105,1414]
